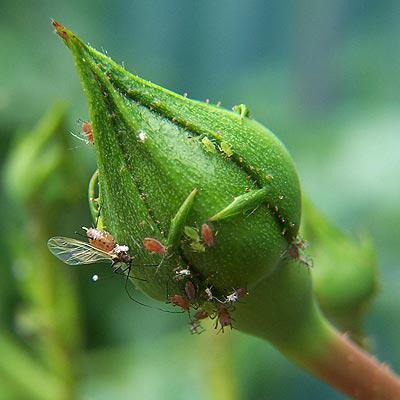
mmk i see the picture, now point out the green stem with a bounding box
[235,261,400,399]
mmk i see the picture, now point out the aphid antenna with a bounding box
[245,205,260,218]
[129,235,142,250]
[74,231,87,239]
[68,129,87,143]
[154,251,175,274]
[113,262,148,282]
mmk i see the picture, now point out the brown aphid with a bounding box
[285,238,311,267]
[82,121,94,144]
[184,281,196,302]
[216,307,233,332]
[82,227,116,253]
[170,294,190,312]
[143,238,166,255]
[201,223,214,247]
[193,310,209,321]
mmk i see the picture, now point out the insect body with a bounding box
[143,238,167,255]
[81,121,94,144]
[170,294,190,312]
[47,234,179,313]
[82,227,116,252]
[284,238,313,268]
[184,281,197,302]
[216,307,233,332]
[201,223,214,247]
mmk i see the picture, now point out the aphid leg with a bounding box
[122,262,182,314]
[166,188,198,249]
[117,263,147,282]
[209,186,271,222]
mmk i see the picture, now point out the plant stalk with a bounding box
[235,260,400,400]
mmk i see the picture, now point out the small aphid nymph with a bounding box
[184,281,197,302]
[216,307,233,332]
[143,238,167,255]
[201,223,214,247]
[285,238,312,267]
[82,121,94,144]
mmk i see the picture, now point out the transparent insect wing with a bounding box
[47,236,113,266]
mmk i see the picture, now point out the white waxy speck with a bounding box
[226,293,239,303]
[114,245,129,253]
[138,130,147,142]
[92,274,99,282]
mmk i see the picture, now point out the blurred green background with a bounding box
[1,1,399,399]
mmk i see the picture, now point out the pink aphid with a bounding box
[170,294,190,312]
[184,281,196,302]
[82,121,94,145]
[143,238,166,255]
[201,223,214,247]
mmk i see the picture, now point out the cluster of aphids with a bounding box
[48,221,248,334]
[141,225,248,334]
[169,265,248,335]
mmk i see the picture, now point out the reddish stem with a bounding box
[306,329,400,399]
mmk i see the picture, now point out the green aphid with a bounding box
[190,241,206,253]
[232,104,251,119]
[220,141,233,157]
[201,136,217,153]
[184,226,200,242]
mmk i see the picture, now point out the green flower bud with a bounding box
[53,22,301,303]
[301,197,379,346]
